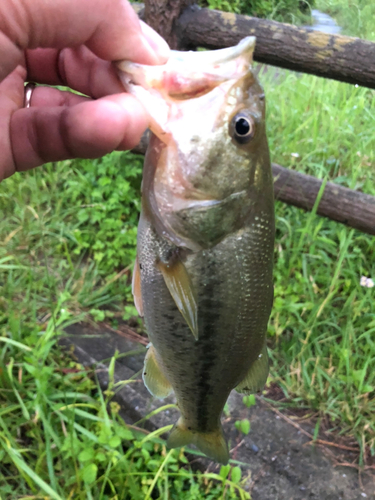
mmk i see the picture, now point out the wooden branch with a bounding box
[176,6,375,88]
[129,3,373,89]
[143,0,195,49]
[132,138,375,236]
[134,3,375,88]
[272,164,375,234]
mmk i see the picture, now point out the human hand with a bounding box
[0,0,170,181]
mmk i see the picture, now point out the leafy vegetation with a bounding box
[61,153,142,272]
[1,0,375,497]
[200,0,314,23]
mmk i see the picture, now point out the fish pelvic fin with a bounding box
[157,258,199,340]
[167,418,229,465]
[235,343,269,394]
[132,256,144,317]
[143,344,173,399]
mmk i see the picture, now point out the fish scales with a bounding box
[117,36,275,464]
[138,212,273,428]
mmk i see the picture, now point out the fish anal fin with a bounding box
[143,345,173,399]
[132,256,144,317]
[158,259,198,340]
[235,343,269,394]
[167,418,229,465]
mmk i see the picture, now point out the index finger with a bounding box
[0,0,169,80]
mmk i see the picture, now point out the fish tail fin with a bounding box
[167,418,229,465]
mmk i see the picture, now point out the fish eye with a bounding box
[230,113,255,144]
[235,118,251,136]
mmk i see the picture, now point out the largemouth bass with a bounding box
[117,37,274,464]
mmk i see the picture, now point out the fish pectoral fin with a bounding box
[167,418,229,465]
[132,256,144,317]
[143,345,173,399]
[235,343,269,394]
[158,259,199,340]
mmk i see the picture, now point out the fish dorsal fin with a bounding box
[132,256,144,317]
[157,258,198,340]
[143,344,173,399]
[235,343,269,394]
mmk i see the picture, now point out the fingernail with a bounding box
[140,21,170,63]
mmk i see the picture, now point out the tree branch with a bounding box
[176,6,375,88]
[133,3,375,88]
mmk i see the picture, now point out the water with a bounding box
[308,9,341,35]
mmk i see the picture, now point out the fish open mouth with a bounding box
[116,37,256,139]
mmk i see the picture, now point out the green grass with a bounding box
[261,67,375,458]
[1,2,375,496]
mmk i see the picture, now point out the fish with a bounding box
[117,36,274,465]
